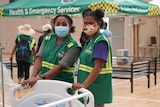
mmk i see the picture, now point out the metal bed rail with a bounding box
[112,60,150,93]
[150,57,160,85]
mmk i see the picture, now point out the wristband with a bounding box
[40,74,46,79]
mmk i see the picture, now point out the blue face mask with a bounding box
[55,26,69,38]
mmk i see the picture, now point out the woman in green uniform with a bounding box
[21,14,81,87]
[72,8,113,107]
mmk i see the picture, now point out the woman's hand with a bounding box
[21,77,42,88]
[72,83,86,90]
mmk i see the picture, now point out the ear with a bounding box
[69,26,71,32]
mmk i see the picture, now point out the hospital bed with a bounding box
[11,80,94,107]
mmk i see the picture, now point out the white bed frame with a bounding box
[11,80,94,107]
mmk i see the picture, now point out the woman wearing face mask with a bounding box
[72,8,113,107]
[21,14,81,88]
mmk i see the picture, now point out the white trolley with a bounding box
[11,80,94,107]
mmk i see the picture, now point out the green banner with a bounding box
[0,0,159,17]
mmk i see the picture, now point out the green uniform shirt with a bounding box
[78,33,113,104]
[39,34,80,83]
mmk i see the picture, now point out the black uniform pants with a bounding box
[17,60,31,80]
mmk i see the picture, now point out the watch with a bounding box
[40,74,46,79]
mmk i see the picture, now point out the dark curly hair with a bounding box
[82,8,104,23]
[53,14,75,33]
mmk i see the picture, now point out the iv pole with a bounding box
[0,42,5,107]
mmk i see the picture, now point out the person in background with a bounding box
[36,24,52,53]
[21,14,81,89]
[50,17,55,31]
[33,18,55,34]
[10,24,36,84]
[72,8,113,107]
[101,21,112,46]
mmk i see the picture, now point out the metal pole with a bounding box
[0,42,5,107]
[158,16,160,58]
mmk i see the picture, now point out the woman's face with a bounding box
[83,16,99,37]
[83,16,97,26]
[54,16,70,28]
[54,16,70,38]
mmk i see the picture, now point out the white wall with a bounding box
[138,16,159,58]
[0,0,159,59]
[110,17,125,56]
[0,17,83,53]
[0,0,8,5]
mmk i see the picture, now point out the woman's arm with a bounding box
[59,47,81,69]
[82,59,105,88]
[31,57,42,78]
[72,59,105,90]
[10,44,17,61]
[31,41,45,77]
[33,28,44,34]
[72,41,108,90]
[83,41,108,87]
[42,47,81,79]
